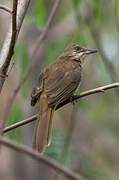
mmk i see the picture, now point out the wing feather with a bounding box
[31,72,44,106]
[45,71,80,107]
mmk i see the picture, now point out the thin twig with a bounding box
[3,83,119,134]
[3,114,38,133]
[0,0,30,89]
[0,0,18,135]
[0,137,86,180]
[0,5,12,14]
[57,82,119,109]
[3,0,18,69]
[0,0,18,89]
[1,0,61,130]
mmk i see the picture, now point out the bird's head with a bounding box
[63,44,97,62]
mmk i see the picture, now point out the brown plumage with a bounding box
[31,44,97,153]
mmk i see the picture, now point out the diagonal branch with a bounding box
[0,0,18,136]
[0,137,86,180]
[3,83,119,134]
[4,114,38,133]
[1,0,18,72]
[0,0,30,91]
[0,0,18,87]
[0,5,12,14]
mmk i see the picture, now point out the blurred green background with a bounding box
[0,0,119,179]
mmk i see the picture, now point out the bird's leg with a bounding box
[70,96,76,105]
[70,94,80,105]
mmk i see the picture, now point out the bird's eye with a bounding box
[74,46,81,52]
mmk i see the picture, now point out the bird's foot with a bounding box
[70,96,75,105]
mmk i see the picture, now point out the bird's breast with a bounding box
[69,68,81,83]
[67,61,82,83]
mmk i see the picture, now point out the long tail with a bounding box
[32,93,54,153]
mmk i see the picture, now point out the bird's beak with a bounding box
[84,48,98,55]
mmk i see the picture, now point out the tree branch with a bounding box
[3,114,38,133]
[57,82,119,109]
[3,0,18,69]
[0,0,30,91]
[0,5,12,14]
[0,0,18,89]
[3,83,119,134]
[0,0,18,136]
[0,137,86,180]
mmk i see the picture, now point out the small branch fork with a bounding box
[0,137,86,180]
[3,83,119,134]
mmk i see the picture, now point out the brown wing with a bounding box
[45,68,81,107]
[31,72,44,106]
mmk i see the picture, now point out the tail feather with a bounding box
[47,109,54,146]
[32,93,54,153]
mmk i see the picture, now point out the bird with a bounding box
[31,44,97,153]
